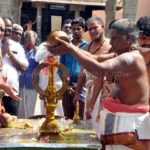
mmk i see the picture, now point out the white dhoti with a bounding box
[84,80,101,136]
[18,88,38,118]
[100,109,150,139]
[100,107,150,150]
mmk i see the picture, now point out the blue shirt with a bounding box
[58,39,88,85]
[19,48,39,89]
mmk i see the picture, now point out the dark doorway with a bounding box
[41,4,74,41]
[21,2,37,32]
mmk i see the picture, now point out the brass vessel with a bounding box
[73,103,81,124]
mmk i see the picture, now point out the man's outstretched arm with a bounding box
[47,38,129,77]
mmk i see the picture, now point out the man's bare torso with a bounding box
[107,51,149,105]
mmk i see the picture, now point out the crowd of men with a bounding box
[0,15,150,149]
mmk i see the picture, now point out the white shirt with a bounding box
[35,42,61,90]
[2,39,28,95]
[35,42,50,63]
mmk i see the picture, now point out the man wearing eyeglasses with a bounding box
[0,17,21,128]
[3,18,13,39]
[1,17,28,116]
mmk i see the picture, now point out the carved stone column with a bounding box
[123,0,138,21]
[33,2,45,44]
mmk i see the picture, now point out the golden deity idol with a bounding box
[32,61,69,134]
[32,31,70,135]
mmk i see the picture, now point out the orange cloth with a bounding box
[83,31,91,42]
[102,97,149,113]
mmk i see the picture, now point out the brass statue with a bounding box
[32,61,69,134]
[73,102,81,124]
[32,30,71,135]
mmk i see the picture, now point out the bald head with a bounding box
[0,17,5,40]
[3,18,12,38]
[3,18,12,28]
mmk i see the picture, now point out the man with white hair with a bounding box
[47,18,150,150]
[18,30,39,118]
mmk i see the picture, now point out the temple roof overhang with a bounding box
[23,0,122,7]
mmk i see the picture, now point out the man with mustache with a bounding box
[2,17,28,116]
[47,19,150,150]
[137,16,150,103]
[73,16,112,122]
[0,17,21,128]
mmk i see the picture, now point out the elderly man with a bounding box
[73,16,111,122]
[18,30,39,118]
[2,18,28,116]
[47,19,150,150]
[0,17,22,101]
[0,17,21,127]
[3,17,13,40]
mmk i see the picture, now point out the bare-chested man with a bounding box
[73,16,111,121]
[137,16,150,102]
[47,19,150,150]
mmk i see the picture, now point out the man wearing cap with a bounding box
[11,24,23,43]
